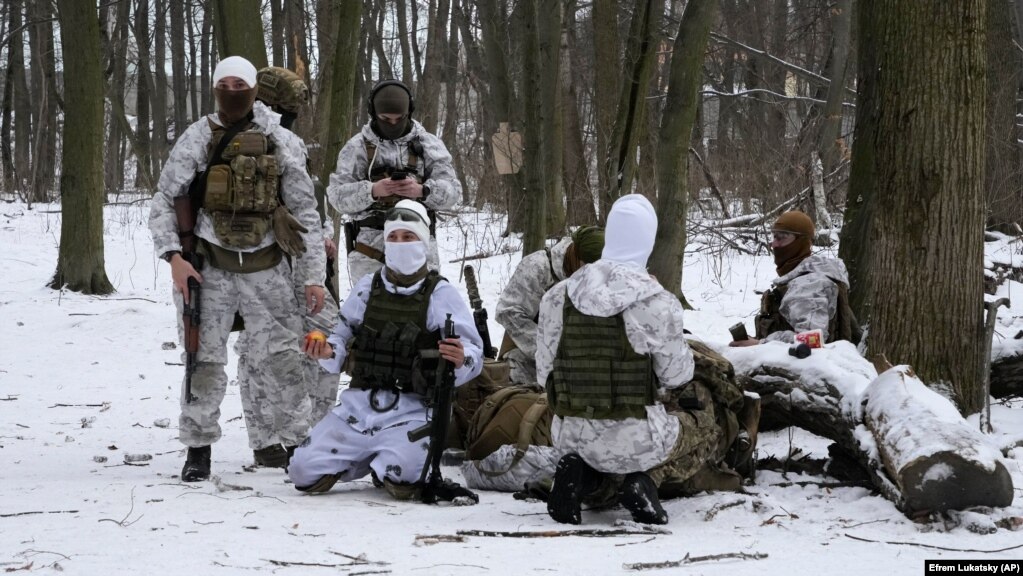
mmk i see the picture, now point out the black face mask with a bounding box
[214,87,257,125]
[372,117,410,141]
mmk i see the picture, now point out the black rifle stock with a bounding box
[463,265,496,359]
[174,194,203,404]
[407,314,478,504]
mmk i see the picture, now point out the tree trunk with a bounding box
[312,0,338,177]
[520,0,547,254]
[102,0,131,196]
[317,0,362,185]
[868,1,988,414]
[51,0,114,295]
[271,0,285,67]
[212,0,269,68]
[395,0,414,82]
[602,0,661,211]
[815,0,853,176]
[200,1,212,118]
[985,0,1023,230]
[11,0,31,196]
[419,0,450,134]
[561,0,594,227]
[170,0,188,138]
[592,0,620,221]
[134,0,153,190]
[187,0,199,123]
[27,0,58,203]
[540,0,564,237]
[153,0,169,169]
[367,0,394,79]
[441,0,467,204]
[648,0,717,296]
[839,0,880,321]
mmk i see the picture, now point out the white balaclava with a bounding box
[601,194,657,269]
[383,199,430,275]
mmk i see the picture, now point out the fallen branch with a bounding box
[448,245,518,263]
[0,396,17,401]
[689,147,729,219]
[0,510,79,518]
[624,551,768,571]
[49,403,107,408]
[981,297,1011,432]
[458,527,669,538]
[97,487,142,527]
[844,533,1023,553]
[703,499,747,521]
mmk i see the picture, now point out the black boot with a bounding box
[253,444,289,468]
[547,454,599,525]
[618,472,668,525]
[181,446,211,482]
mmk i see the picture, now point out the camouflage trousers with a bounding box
[237,277,340,450]
[174,260,310,448]
[651,382,741,497]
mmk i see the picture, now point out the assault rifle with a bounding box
[463,265,496,359]
[407,314,479,504]
[174,194,203,404]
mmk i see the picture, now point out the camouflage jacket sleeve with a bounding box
[273,129,326,287]
[429,282,485,386]
[762,272,839,343]
[417,131,461,212]
[495,250,553,357]
[535,282,569,390]
[326,135,374,216]
[623,292,694,389]
[148,119,210,257]
[320,274,373,373]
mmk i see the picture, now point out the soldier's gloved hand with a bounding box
[272,205,308,255]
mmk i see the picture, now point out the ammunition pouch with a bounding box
[198,238,283,274]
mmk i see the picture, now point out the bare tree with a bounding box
[51,0,114,295]
[212,0,269,67]
[318,0,362,185]
[27,0,58,202]
[10,0,30,195]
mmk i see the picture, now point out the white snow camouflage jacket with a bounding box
[762,253,849,344]
[495,237,572,359]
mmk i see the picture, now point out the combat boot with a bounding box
[618,472,668,525]
[296,472,342,494]
[181,446,211,482]
[253,444,289,468]
[547,454,600,525]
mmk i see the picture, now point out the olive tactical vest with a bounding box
[349,270,444,395]
[203,120,281,250]
[755,276,861,344]
[547,299,656,420]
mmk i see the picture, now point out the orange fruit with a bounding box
[305,330,327,343]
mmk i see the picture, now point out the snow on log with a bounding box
[861,366,1013,514]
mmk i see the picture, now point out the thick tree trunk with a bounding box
[815,0,853,176]
[985,0,1023,230]
[212,0,269,68]
[51,0,114,295]
[396,0,414,82]
[592,0,619,221]
[520,0,547,254]
[868,1,988,413]
[540,0,564,237]
[271,0,285,67]
[419,0,450,134]
[561,0,594,227]
[648,0,717,297]
[317,0,362,186]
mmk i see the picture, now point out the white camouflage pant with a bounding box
[174,260,311,448]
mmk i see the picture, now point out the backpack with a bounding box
[448,358,512,450]
[464,385,553,476]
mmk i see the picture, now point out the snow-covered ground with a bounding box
[2,200,1023,575]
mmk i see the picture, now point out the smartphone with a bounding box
[728,322,749,342]
[391,170,407,181]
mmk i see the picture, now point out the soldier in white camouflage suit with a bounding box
[729,210,859,347]
[149,56,326,482]
[327,79,460,283]
[289,200,484,501]
[495,226,604,385]
[235,66,341,468]
[537,194,726,525]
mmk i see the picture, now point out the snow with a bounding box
[4,201,1023,575]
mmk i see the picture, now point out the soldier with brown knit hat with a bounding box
[730,210,860,347]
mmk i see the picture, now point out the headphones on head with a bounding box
[367,79,415,118]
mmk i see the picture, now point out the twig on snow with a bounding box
[703,499,747,521]
[97,486,142,527]
[844,533,1023,553]
[0,510,79,518]
[624,551,768,571]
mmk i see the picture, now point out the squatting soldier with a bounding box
[537,195,729,525]
[289,200,483,499]
[149,56,326,481]
[495,226,604,385]
[729,210,860,348]
[327,79,461,284]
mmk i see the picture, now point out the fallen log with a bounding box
[723,342,1013,516]
[990,353,1023,399]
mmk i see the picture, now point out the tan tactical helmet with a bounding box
[256,66,308,113]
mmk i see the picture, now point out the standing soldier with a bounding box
[327,79,461,283]
[232,66,341,468]
[149,56,326,481]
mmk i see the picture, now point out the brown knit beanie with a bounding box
[772,211,814,276]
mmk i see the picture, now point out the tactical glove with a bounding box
[272,205,308,255]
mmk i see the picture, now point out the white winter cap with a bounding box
[213,56,257,88]
[602,194,657,269]
[383,199,431,242]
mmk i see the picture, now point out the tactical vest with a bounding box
[349,270,444,397]
[755,276,862,344]
[203,120,281,250]
[355,138,436,233]
[547,299,657,420]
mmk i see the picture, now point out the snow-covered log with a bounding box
[724,343,1013,516]
[861,367,1013,514]
[991,353,1023,398]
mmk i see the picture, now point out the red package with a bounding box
[794,329,823,349]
